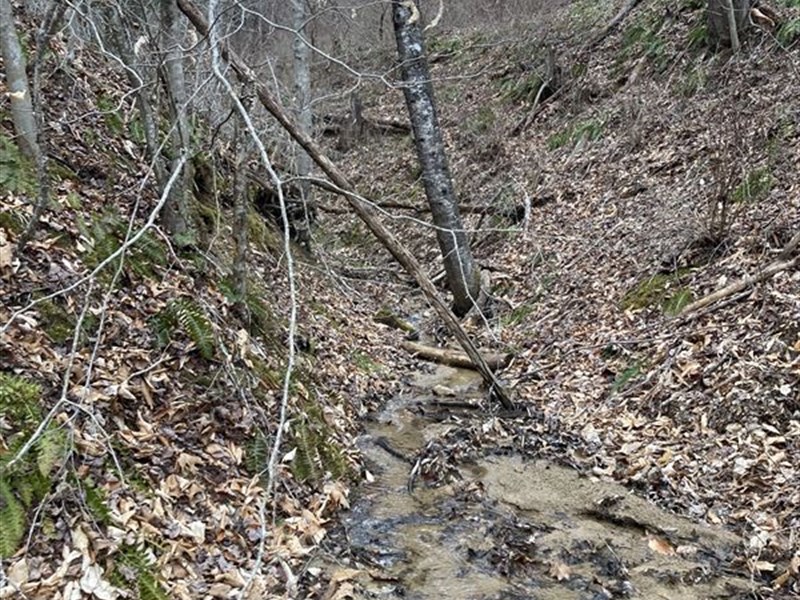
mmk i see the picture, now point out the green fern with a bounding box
[244,431,271,477]
[290,402,348,483]
[151,298,215,359]
[0,477,26,558]
[778,18,800,45]
[0,375,67,557]
[81,479,111,526]
[112,544,169,600]
[36,427,67,478]
[77,209,167,281]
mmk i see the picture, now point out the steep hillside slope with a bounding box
[1,0,800,598]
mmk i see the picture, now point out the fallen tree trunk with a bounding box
[401,341,512,371]
[176,0,514,410]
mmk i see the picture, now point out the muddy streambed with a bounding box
[320,366,753,599]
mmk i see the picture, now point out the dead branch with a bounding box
[586,0,644,50]
[679,254,799,316]
[401,341,513,371]
[177,0,514,410]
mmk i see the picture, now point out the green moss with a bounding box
[0,209,26,234]
[352,351,381,374]
[37,299,76,344]
[622,272,693,314]
[611,362,643,393]
[548,118,605,150]
[732,167,773,204]
[96,94,125,136]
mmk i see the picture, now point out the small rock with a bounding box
[432,385,456,397]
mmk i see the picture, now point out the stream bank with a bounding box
[317,365,754,599]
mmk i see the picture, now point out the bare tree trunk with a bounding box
[1,0,53,250]
[0,0,38,159]
[106,7,168,189]
[232,91,253,308]
[392,0,481,317]
[160,0,195,246]
[707,0,751,49]
[175,0,514,410]
[291,0,315,245]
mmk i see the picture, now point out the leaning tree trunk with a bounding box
[175,0,514,410]
[707,0,752,49]
[392,0,481,317]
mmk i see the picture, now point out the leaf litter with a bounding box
[1,1,800,599]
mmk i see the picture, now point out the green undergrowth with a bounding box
[732,167,773,204]
[111,544,169,600]
[78,208,168,281]
[0,134,36,196]
[151,297,216,359]
[290,400,349,484]
[548,117,605,150]
[622,272,693,315]
[0,374,68,558]
[35,297,99,345]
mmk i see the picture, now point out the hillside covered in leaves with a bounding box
[2,0,800,598]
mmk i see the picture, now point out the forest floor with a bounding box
[1,0,800,599]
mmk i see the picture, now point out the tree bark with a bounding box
[0,0,39,159]
[401,340,512,371]
[1,0,53,250]
[290,0,315,244]
[106,7,168,190]
[160,0,195,246]
[392,0,481,317]
[175,0,514,410]
[707,0,752,49]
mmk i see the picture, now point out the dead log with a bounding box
[320,113,411,137]
[177,0,514,410]
[401,341,512,371]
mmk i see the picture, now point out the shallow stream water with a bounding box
[322,365,752,599]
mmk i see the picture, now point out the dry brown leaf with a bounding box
[548,560,571,581]
[647,536,675,556]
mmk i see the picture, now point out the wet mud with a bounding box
[321,366,753,599]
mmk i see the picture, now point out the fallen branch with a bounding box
[177,0,514,410]
[679,254,800,315]
[401,341,512,371]
[319,113,410,137]
[586,0,644,50]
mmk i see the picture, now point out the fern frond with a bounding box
[0,477,27,558]
[113,544,169,600]
[36,426,67,478]
[151,298,215,359]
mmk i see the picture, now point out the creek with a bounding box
[320,365,752,599]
